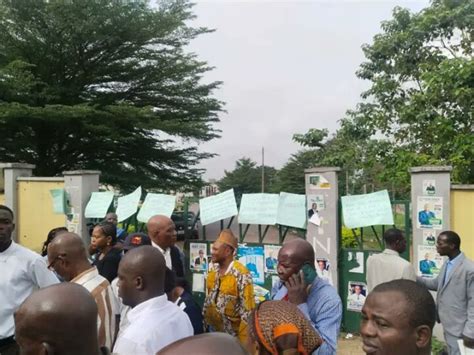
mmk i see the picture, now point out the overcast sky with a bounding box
[185,0,430,180]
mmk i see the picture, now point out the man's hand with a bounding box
[285,270,308,305]
[463,334,474,349]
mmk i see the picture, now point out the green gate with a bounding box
[338,200,411,333]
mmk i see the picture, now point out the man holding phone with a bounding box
[272,238,342,355]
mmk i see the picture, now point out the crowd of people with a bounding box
[0,203,473,354]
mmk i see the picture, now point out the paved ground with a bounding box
[338,334,364,355]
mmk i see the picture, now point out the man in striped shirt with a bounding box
[48,233,117,349]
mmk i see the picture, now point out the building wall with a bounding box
[17,179,66,253]
[451,186,474,260]
[0,193,4,205]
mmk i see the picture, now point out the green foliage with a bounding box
[0,0,223,190]
[431,337,447,355]
[218,158,277,198]
[341,227,359,248]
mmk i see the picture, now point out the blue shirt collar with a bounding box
[448,252,462,265]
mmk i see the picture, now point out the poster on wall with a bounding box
[422,180,436,196]
[418,245,443,278]
[264,245,281,274]
[417,196,443,229]
[307,194,325,216]
[237,246,265,285]
[192,273,205,293]
[316,258,333,285]
[308,174,331,190]
[347,282,367,312]
[190,242,208,271]
[422,230,437,246]
[348,251,364,274]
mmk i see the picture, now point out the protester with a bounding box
[361,279,436,355]
[47,232,117,349]
[41,226,68,257]
[366,228,416,292]
[0,205,59,354]
[417,231,474,355]
[105,212,127,243]
[165,270,204,335]
[14,283,111,355]
[157,333,247,355]
[273,238,342,355]
[147,215,185,277]
[203,229,255,344]
[247,300,322,355]
[91,221,122,282]
[114,246,193,354]
[111,232,152,336]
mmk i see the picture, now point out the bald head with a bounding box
[117,245,166,307]
[15,283,100,355]
[280,238,315,264]
[47,232,91,281]
[147,215,176,249]
[157,333,247,355]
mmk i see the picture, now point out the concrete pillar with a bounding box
[410,165,451,341]
[63,170,100,242]
[305,167,341,291]
[0,163,35,241]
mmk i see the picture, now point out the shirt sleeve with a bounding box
[463,268,474,339]
[237,272,256,344]
[303,289,342,355]
[416,275,439,291]
[31,257,59,288]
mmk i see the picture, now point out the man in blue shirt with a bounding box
[272,238,342,355]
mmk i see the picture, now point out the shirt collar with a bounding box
[216,261,234,275]
[448,252,463,265]
[383,249,399,256]
[128,294,168,322]
[152,241,169,254]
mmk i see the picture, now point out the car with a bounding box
[171,211,199,241]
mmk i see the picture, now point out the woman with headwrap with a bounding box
[247,300,322,355]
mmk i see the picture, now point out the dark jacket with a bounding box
[170,245,185,278]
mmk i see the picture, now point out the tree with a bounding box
[352,0,473,184]
[218,158,277,198]
[0,0,224,191]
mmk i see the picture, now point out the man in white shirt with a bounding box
[147,215,184,277]
[114,246,193,354]
[48,232,117,350]
[366,228,416,292]
[0,205,59,354]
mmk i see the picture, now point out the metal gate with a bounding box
[338,200,411,333]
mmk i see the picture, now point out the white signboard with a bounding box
[238,193,279,225]
[137,193,176,223]
[199,189,238,226]
[116,186,142,222]
[84,191,114,218]
[341,190,394,229]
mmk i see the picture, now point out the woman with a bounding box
[247,301,322,355]
[90,222,122,282]
[41,227,68,257]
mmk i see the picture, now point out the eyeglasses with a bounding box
[47,254,65,270]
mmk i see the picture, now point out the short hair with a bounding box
[372,280,436,330]
[0,205,14,219]
[95,222,117,245]
[383,228,403,245]
[439,230,461,250]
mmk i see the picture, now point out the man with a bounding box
[417,231,474,355]
[105,212,127,242]
[308,202,318,218]
[0,205,58,354]
[147,215,184,277]
[418,204,436,226]
[348,284,366,302]
[273,238,342,355]
[419,253,437,276]
[15,283,110,355]
[203,229,255,344]
[47,232,117,349]
[114,246,193,354]
[157,333,247,355]
[194,249,207,270]
[361,279,436,355]
[366,228,416,292]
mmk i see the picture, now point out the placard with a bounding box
[116,186,142,222]
[238,193,279,225]
[137,193,176,223]
[84,191,114,218]
[276,192,306,229]
[199,189,238,226]
[341,190,394,229]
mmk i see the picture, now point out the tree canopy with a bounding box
[0,0,223,191]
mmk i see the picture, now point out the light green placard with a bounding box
[137,193,176,223]
[199,188,238,226]
[116,186,142,222]
[84,191,114,218]
[276,192,306,229]
[49,189,67,214]
[238,193,279,225]
[341,189,394,229]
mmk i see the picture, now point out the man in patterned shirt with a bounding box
[203,229,255,344]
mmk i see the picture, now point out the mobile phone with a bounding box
[301,263,317,285]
